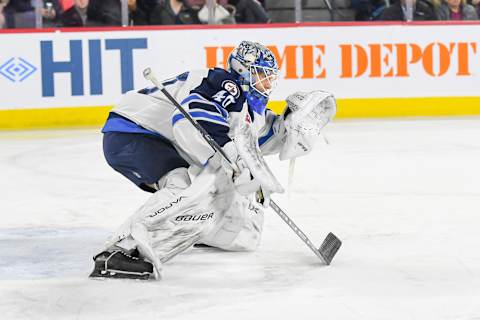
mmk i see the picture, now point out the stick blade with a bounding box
[318,232,342,265]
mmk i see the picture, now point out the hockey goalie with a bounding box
[90,40,337,280]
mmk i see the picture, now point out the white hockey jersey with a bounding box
[102,68,282,166]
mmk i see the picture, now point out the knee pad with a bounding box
[147,167,191,192]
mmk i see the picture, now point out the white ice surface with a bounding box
[1,118,479,320]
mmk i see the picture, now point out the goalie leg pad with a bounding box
[104,167,236,276]
[200,192,264,251]
[104,167,192,250]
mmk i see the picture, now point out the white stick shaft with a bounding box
[288,158,296,192]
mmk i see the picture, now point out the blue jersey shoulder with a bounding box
[191,68,245,113]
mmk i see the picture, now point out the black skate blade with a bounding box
[89,268,151,280]
[193,243,214,248]
[318,232,342,265]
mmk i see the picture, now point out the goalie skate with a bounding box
[89,250,154,280]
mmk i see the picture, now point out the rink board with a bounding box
[2,97,480,129]
[1,22,480,129]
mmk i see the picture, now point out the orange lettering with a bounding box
[437,43,455,76]
[409,43,424,65]
[205,46,218,69]
[315,45,326,79]
[457,42,476,76]
[383,44,394,77]
[340,44,368,78]
[355,45,368,77]
[340,44,353,78]
[221,46,235,69]
[421,43,434,76]
[301,45,314,79]
[395,44,409,77]
[369,44,381,77]
[269,45,298,79]
[409,43,435,76]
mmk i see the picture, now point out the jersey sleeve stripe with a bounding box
[172,111,229,127]
[181,93,228,118]
[173,107,227,121]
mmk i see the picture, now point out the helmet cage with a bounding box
[249,64,279,98]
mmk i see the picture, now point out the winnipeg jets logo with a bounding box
[222,80,240,98]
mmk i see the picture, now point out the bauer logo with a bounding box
[175,212,214,222]
[147,196,186,218]
[40,38,148,97]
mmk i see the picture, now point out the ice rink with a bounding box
[1,118,479,320]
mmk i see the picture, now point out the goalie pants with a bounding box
[103,132,189,193]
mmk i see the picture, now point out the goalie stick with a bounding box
[142,68,342,265]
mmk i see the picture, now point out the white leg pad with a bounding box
[105,166,235,276]
[200,193,264,252]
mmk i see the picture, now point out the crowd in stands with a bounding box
[0,0,269,28]
[0,0,479,29]
[355,0,479,20]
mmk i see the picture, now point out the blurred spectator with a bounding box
[228,0,270,23]
[82,0,168,26]
[197,0,236,24]
[379,0,438,20]
[60,0,90,26]
[437,0,478,19]
[3,0,34,28]
[187,0,206,5]
[60,0,73,10]
[3,0,61,28]
[352,0,387,20]
[150,0,201,25]
[0,0,7,28]
[42,0,62,27]
[130,0,165,25]
[469,0,480,16]
[187,0,228,6]
[88,0,159,26]
[87,0,122,25]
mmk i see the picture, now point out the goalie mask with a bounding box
[279,91,337,161]
[227,41,279,114]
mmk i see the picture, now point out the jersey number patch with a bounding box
[213,90,235,108]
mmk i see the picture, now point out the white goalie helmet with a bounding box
[279,91,337,161]
[227,41,279,101]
